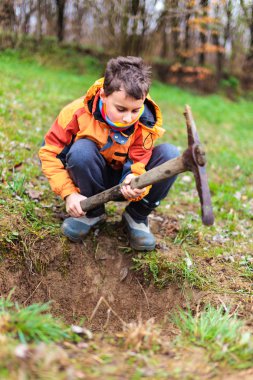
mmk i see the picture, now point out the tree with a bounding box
[240,0,253,60]
[0,0,15,30]
[119,0,152,56]
[71,0,90,42]
[212,3,223,81]
[55,0,66,42]
[181,0,195,64]
[171,0,180,60]
[36,0,42,40]
[198,0,209,65]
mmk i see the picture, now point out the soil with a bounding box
[0,209,192,333]
[1,204,251,335]
[1,207,253,378]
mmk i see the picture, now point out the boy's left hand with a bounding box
[121,173,146,200]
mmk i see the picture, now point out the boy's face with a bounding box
[100,88,145,125]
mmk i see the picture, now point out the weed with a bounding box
[238,255,253,280]
[117,317,162,353]
[172,304,253,369]
[99,353,113,364]
[106,203,118,216]
[6,173,26,197]
[4,230,19,244]
[119,246,133,254]
[174,220,199,246]
[132,251,210,290]
[0,292,73,344]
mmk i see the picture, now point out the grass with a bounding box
[132,250,211,290]
[0,46,253,377]
[173,305,253,369]
[152,80,253,227]
[0,292,73,344]
[0,48,98,245]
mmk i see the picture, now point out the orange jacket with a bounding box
[39,78,164,200]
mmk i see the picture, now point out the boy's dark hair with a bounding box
[103,56,151,99]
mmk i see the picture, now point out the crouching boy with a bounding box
[39,56,179,251]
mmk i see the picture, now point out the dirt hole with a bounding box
[0,212,196,332]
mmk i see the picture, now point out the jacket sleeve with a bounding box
[39,107,81,199]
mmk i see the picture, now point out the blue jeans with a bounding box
[66,139,179,219]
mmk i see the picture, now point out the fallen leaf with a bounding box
[14,162,23,170]
[27,189,43,200]
[71,325,93,339]
[119,267,129,281]
[181,175,192,183]
[15,344,29,359]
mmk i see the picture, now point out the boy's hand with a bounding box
[65,193,87,217]
[121,173,146,200]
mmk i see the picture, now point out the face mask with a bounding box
[99,98,144,131]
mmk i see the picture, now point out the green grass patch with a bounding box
[0,292,75,344]
[173,305,253,369]
[132,251,211,290]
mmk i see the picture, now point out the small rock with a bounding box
[149,214,164,222]
[15,344,29,359]
[94,228,100,237]
[234,191,241,200]
[156,241,169,251]
[212,234,228,244]
[71,325,93,339]
[181,175,192,183]
[185,256,193,269]
[74,371,86,379]
[77,342,89,349]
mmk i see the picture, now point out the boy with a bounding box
[39,56,179,251]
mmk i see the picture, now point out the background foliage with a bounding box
[1,0,253,92]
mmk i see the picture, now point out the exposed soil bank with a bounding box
[0,214,192,332]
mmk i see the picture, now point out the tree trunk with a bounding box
[156,2,169,59]
[212,4,223,82]
[56,0,66,42]
[129,0,140,55]
[182,1,192,64]
[240,0,253,60]
[161,21,168,59]
[199,0,208,66]
[212,32,223,82]
[44,0,55,36]
[171,0,180,60]
[36,0,42,41]
[120,2,130,55]
[249,3,253,60]
[0,0,15,29]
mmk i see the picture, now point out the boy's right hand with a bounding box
[65,193,87,218]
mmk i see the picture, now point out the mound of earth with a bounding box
[0,207,197,332]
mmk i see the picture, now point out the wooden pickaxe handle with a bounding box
[80,105,214,226]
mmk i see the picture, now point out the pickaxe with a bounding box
[80,105,214,226]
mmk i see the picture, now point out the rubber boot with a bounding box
[61,214,106,242]
[122,210,156,251]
